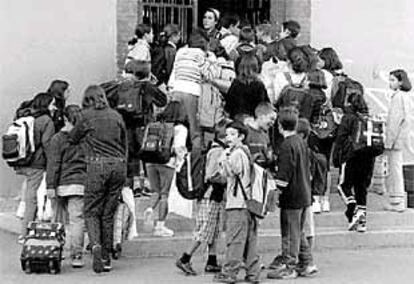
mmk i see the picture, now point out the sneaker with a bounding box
[296,264,319,277]
[312,200,322,214]
[153,225,174,237]
[356,221,367,233]
[348,210,365,231]
[17,235,25,245]
[91,245,104,273]
[205,264,222,273]
[268,255,286,270]
[175,258,197,276]
[103,259,112,272]
[213,272,237,283]
[345,202,356,223]
[322,197,330,212]
[112,243,122,260]
[268,267,298,279]
[71,254,84,268]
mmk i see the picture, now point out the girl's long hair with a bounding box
[31,92,54,117]
[236,54,260,84]
[390,69,412,92]
[81,85,109,110]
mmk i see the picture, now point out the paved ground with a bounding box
[1,230,414,284]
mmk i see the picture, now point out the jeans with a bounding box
[84,157,126,259]
[222,209,260,281]
[280,207,312,266]
[146,164,175,197]
[385,149,405,205]
[173,91,201,149]
[20,168,44,236]
[54,196,85,257]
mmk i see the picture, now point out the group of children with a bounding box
[9,5,414,281]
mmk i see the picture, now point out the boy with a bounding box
[219,13,240,56]
[176,122,227,275]
[267,108,314,280]
[213,121,260,284]
[265,20,300,64]
[244,102,277,168]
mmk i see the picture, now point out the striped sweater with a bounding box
[169,47,221,96]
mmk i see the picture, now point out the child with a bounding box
[333,92,376,232]
[126,23,153,65]
[46,105,86,268]
[229,26,257,62]
[219,13,240,56]
[144,101,189,237]
[213,121,260,284]
[296,118,324,275]
[267,108,313,280]
[244,102,277,168]
[175,121,227,276]
[384,69,413,211]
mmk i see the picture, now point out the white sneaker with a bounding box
[322,197,330,212]
[312,200,321,214]
[348,210,365,231]
[153,225,174,237]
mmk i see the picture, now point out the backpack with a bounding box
[354,114,385,157]
[2,116,35,167]
[331,74,364,110]
[176,150,208,200]
[236,147,269,219]
[311,105,339,139]
[205,142,227,186]
[138,121,174,164]
[116,80,147,119]
[100,80,120,109]
[199,83,225,131]
[276,73,312,119]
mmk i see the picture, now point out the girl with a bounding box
[18,93,57,243]
[47,80,69,131]
[318,47,343,103]
[224,54,269,123]
[46,105,86,268]
[126,23,154,65]
[70,86,127,273]
[334,91,375,232]
[168,29,221,150]
[144,101,190,237]
[384,69,413,212]
[203,8,221,40]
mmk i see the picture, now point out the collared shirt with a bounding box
[126,39,151,64]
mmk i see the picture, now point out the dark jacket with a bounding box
[70,108,127,159]
[224,79,270,119]
[151,43,177,85]
[275,135,312,209]
[29,113,56,169]
[332,111,361,167]
[46,131,86,189]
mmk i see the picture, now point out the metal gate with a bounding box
[139,0,198,42]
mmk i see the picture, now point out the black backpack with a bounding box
[176,150,207,200]
[331,74,364,110]
[138,121,174,164]
[276,73,312,119]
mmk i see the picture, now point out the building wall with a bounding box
[0,0,117,197]
[117,0,139,71]
[311,0,414,88]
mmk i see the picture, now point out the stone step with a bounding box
[122,227,414,258]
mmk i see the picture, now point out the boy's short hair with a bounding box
[278,107,299,131]
[282,20,301,39]
[239,27,255,43]
[297,118,311,139]
[220,13,240,29]
[226,120,249,141]
[255,102,275,118]
[214,118,232,141]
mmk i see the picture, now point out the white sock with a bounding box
[156,221,165,228]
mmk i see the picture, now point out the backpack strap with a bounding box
[284,72,293,85]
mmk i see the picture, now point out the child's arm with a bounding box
[45,135,63,198]
[386,94,406,149]
[275,143,294,189]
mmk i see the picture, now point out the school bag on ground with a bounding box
[2,116,35,168]
[139,121,174,164]
[276,73,313,119]
[20,221,65,274]
[176,150,208,200]
[331,74,364,110]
